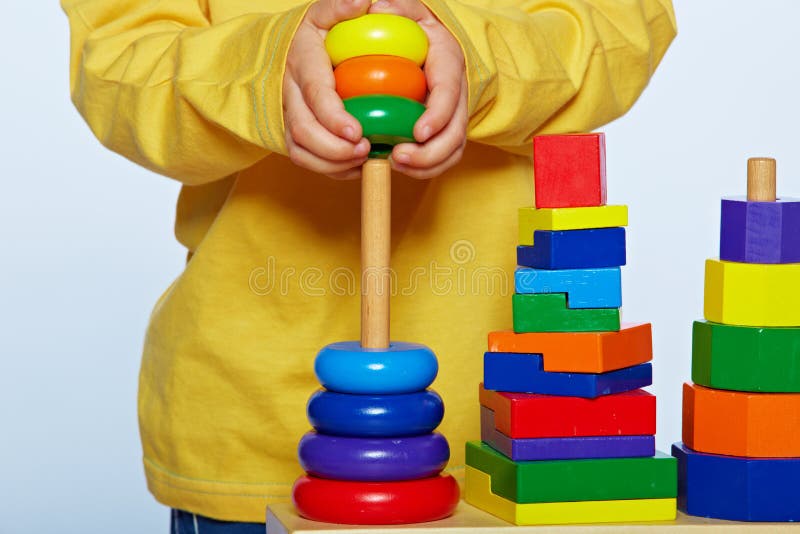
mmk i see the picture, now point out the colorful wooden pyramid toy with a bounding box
[674,157,800,522]
[466,133,677,526]
[290,14,459,525]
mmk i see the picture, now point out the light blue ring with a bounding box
[315,341,438,394]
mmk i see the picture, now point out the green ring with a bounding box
[343,95,425,158]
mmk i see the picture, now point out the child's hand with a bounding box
[283,0,373,180]
[369,0,468,180]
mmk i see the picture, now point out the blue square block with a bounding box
[484,352,651,398]
[673,441,800,522]
[517,228,626,270]
[514,267,621,309]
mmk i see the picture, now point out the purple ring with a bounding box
[298,431,450,481]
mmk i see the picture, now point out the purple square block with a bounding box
[479,406,655,461]
[720,196,800,263]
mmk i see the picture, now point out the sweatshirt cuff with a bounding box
[418,0,491,120]
[252,3,314,156]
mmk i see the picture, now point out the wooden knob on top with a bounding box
[747,157,777,202]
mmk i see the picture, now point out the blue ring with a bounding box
[298,431,450,481]
[315,341,438,394]
[307,389,444,437]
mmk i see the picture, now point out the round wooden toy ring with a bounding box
[307,389,444,437]
[335,55,427,102]
[292,474,460,524]
[298,431,450,481]
[343,95,425,157]
[314,341,437,394]
[325,14,429,67]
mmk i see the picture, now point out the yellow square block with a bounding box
[464,466,677,525]
[518,205,628,246]
[704,259,800,327]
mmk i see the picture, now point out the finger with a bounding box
[295,67,362,142]
[287,137,368,175]
[307,0,371,30]
[394,85,467,168]
[288,38,363,143]
[368,0,431,23]
[415,50,465,142]
[285,80,370,160]
[392,126,464,172]
[327,168,362,181]
[391,144,464,180]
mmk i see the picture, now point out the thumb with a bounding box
[307,0,371,30]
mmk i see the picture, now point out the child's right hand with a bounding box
[283,0,373,180]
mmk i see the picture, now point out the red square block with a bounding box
[533,133,607,208]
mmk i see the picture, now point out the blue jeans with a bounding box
[171,509,263,534]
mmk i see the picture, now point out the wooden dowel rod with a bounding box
[747,157,777,201]
[361,159,391,349]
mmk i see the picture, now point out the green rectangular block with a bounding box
[512,293,620,333]
[465,441,677,504]
[692,320,800,393]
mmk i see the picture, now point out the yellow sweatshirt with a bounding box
[62,0,676,522]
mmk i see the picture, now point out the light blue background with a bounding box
[2,1,799,532]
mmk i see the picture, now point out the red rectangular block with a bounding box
[479,383,655,439]
[533,133,607,208]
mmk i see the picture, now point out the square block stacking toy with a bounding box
[466,133,677,526]
[532,133,607,208]
[484,351,652,398]
[488,323,653,373]
[517,205,628,246]
[517,227,627,270]
[674,157,800,522]
[514,267,622,309]
[289,14,459,526]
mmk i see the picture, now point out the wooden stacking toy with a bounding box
[465,133,678,526]
[674,158,800,521]
[291,14,460,525]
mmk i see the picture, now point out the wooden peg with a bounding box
[361,159,391,348]
[747,157,777,201]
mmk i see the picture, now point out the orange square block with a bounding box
[682,383,800,458]
[487,323,652,373]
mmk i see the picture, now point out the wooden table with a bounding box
[266,502,798,533]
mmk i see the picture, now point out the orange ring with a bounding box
[335,55,426,102]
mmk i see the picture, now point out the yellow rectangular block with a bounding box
[518,205,628,246]
[704,259,800,327]
[464,466,677,526]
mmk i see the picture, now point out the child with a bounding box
[62,0,676,531]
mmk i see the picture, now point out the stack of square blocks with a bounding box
[674,168,800,521]
[464,133,678,525]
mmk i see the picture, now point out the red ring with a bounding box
[292,474,460,524]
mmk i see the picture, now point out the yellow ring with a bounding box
[325,14,428,67]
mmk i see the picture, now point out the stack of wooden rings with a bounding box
[291,14,460,525]
[327,13,428,157]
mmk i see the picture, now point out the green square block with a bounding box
[465,441,676,504]
[512,293,620,333]
[692,320,800,392]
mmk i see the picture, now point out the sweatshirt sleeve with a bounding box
[420,0,677,154]
[62,0,312,185]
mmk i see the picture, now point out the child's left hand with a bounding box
[368,0,468,179]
